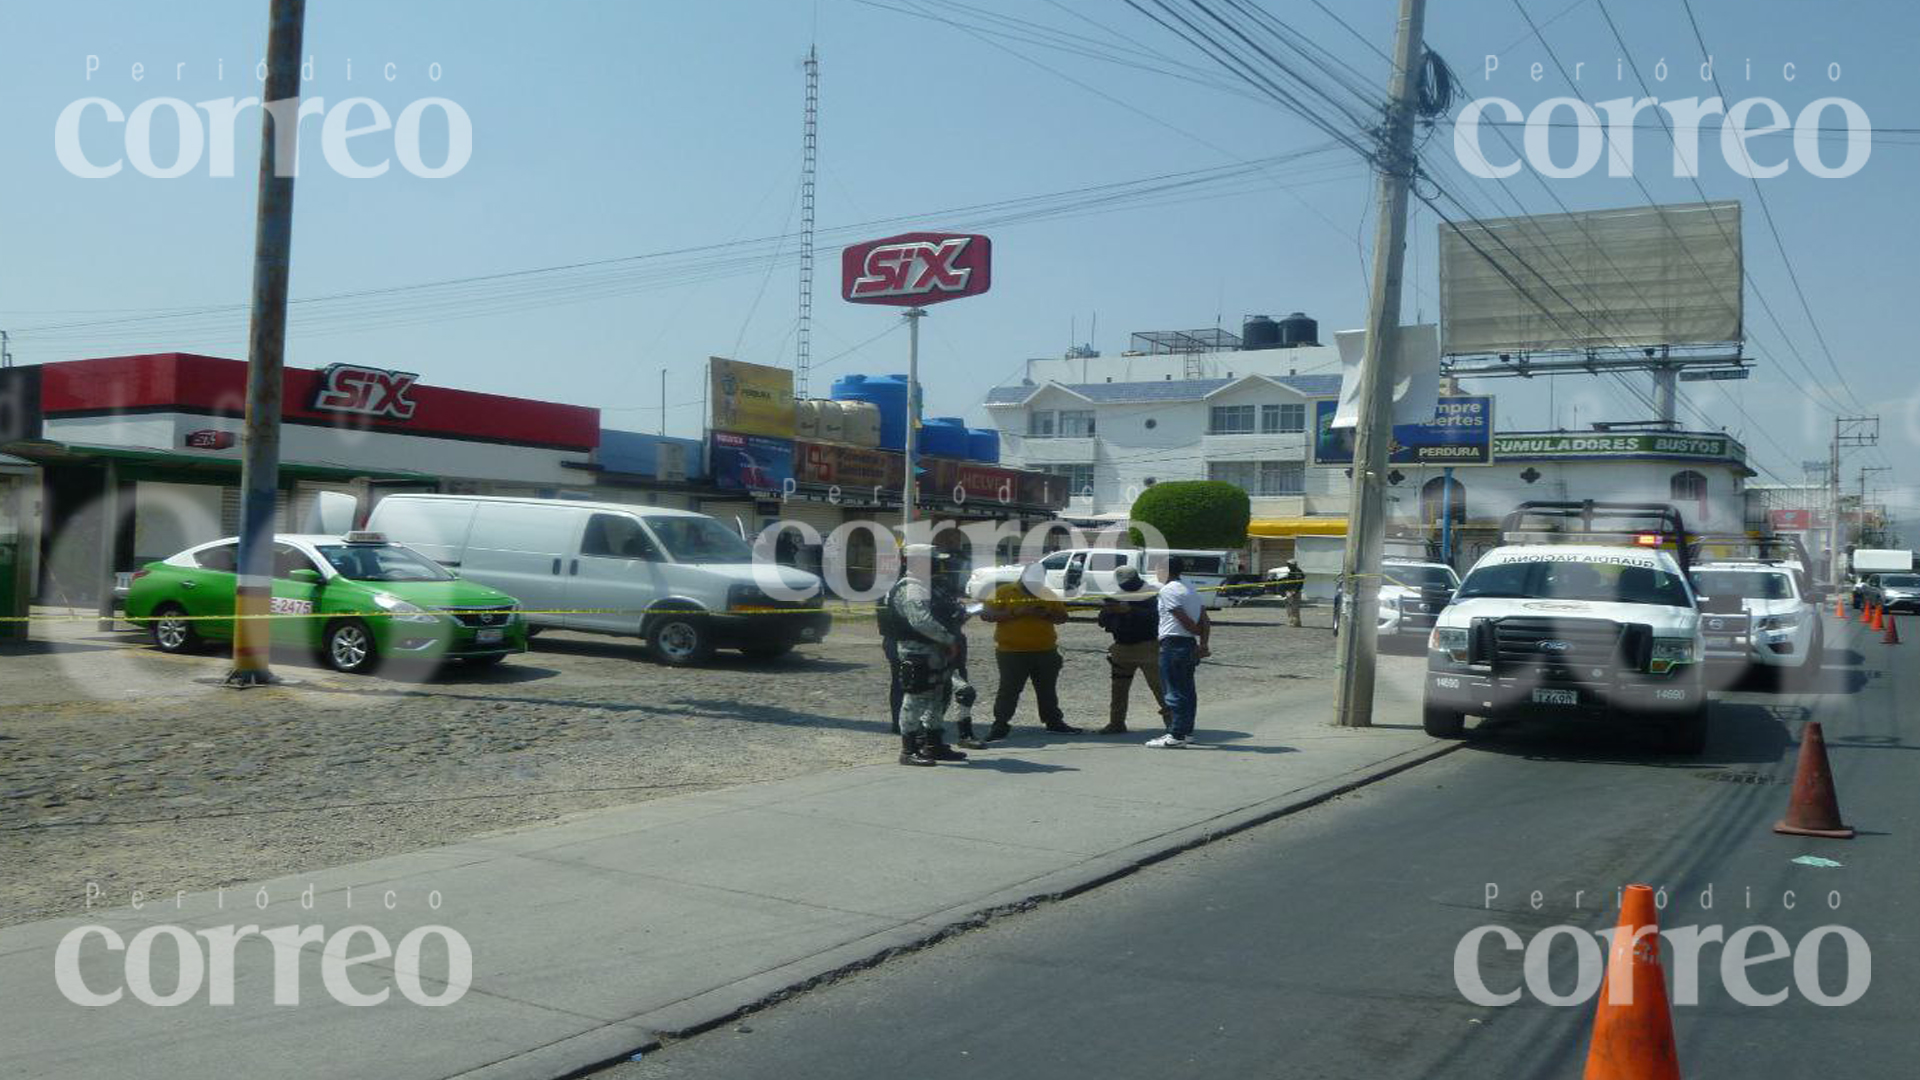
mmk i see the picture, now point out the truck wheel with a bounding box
[150,604,203,654]
[647,614,715,666]
[1422,702,1467,738]
[1664,704,1709,754]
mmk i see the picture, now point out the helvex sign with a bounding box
[841,232,991,306]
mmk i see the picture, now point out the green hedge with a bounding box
[1127,481,1251,549]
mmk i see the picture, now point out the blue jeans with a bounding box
[1158,636,1199,738]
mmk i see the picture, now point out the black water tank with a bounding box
[1279,311,1318,347]
[1242,314,1280,350]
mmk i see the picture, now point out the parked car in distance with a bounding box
[1862,572,1920,615]
[966,546,1238,609]
[365,495,830,665]
[124,532,528,674]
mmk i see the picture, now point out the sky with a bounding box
[2,0,1915,532]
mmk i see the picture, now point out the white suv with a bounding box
[1688,562,1823,684]
[1337,557,1460,639]
[1422,502,1735,754]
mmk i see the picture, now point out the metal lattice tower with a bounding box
[795,46,818,398]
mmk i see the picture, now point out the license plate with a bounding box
[1705,635,1737,648]
[1532,688,1578,706]
[475,629,504,645]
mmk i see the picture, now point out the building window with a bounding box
[1044,463,1096,496]
[1058,409,1096,437]
[1028,410,1056,437]
[1261,402,1306,433]
[1670,470,1708,501]
[1208,460,1303,496]
[1209,404,1256,434]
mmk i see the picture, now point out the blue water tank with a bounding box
[967,428,1000,463]
[921,416,969,459]
[830,374,918,451]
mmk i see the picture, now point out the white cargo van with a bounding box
[365,494,830,665]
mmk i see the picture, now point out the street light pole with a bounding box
[226,0,306,687]
[1334,0,1426,728]
[902,306,925,536]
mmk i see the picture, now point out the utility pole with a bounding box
[795,46,819,398]
[659,367,668,437]
[901,307,925,534]
[1334,0,1426,728]
[1,330,12,368]
[226,0,306,687]
[1860,466,1890,549]
[1826,416,1878,588]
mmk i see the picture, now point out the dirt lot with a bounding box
[0,598,1352,926]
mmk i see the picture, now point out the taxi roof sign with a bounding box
[343,531,388,544]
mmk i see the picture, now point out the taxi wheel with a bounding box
[150,605,203,654]
[323,619,382,675]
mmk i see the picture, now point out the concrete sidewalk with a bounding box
[0,653,1446,1080]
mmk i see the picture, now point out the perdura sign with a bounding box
[1492,433,1743,462]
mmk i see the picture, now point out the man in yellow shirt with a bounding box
[981,576,1078,741]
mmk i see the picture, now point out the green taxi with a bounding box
[125,531,528,674]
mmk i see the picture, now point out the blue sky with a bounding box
[2,0,1914,525]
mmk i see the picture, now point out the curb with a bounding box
[462,733,1466,1080]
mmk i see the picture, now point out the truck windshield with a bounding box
[1691,570,1794,600]
[647,517,756,563]
[1456,558,1690,606]
[1384,566,1457,591]
[316,544,455,583]
[1881,574,1920,588]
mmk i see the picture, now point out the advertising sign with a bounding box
[1490,432,1743,463]
[709,431,793,493]
[795,440,903,492]
[1313,395,1493,467]
[926,459,1025,507]
[1771,508,1813,531]
[310,364,420,420]
[841,232,992,307]
[708,357,796,439]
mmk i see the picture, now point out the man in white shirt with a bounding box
[1148,556,1210,747]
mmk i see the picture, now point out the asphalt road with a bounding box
[605,618,1917,1080]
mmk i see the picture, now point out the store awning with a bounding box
[1248,516,1348,538]
[1,441,437,483]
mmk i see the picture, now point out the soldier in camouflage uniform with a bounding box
[882,545,968,766]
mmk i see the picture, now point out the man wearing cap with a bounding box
[880,544,967,766]
[1095,564,1166,734]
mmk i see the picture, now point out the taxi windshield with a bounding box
[315,543,455,583]
[1456,557,1690,606]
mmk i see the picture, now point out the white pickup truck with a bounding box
[1422,502,1737,754]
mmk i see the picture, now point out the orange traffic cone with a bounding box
[1883,614,1900,645]
[1833,595,1848,620]
[1773,721,1855,839]
[1867,601,1883,632]
[1584,884,1681,1080]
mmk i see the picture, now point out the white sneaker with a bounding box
[1144,734,1189,748]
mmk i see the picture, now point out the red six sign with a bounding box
[311,364,420,421]
[841,232,992,306]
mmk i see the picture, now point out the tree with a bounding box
[1128,481,1250,549]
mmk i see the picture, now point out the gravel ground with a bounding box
[0,599,1354,927]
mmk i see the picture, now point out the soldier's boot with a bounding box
[926,731,969,761]
[955,718,988,750]
[898,733,937,767]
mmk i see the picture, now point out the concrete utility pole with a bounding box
[226,0,306,687]
[1334,0,1426,728]
[901,307,925,533]
[1860,466,1890,549]
[1826,416,1878,588]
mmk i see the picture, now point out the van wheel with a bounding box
[647,615,715,666]
[1422,702,1466,738]
[323,619,382,675]
[150,605,202,654]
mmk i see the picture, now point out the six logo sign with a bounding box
[841,232,992,306]
[311,365,419,421]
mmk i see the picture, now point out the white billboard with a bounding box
[1438,201,1742,355]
